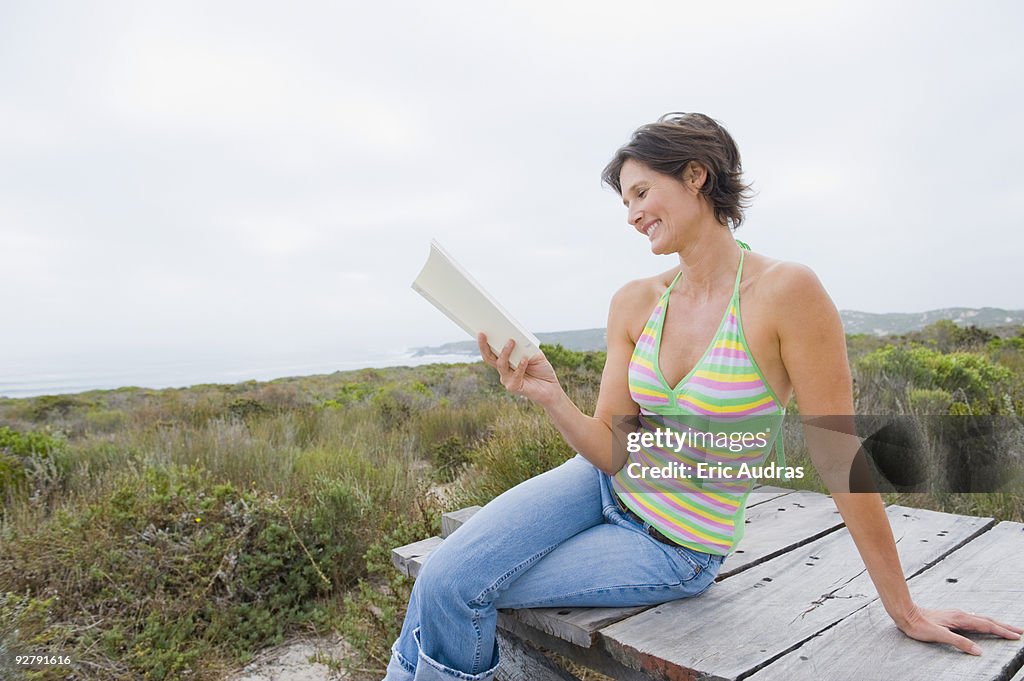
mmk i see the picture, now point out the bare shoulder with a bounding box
[743,253,852,414]
[742,252,842,355]
[610,272,663,308]
[743,252,829,308]
[608,268,678,343]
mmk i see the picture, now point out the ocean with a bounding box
[0,350,478,399]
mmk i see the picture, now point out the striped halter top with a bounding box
[611,246,788,556]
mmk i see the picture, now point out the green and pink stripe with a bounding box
[612,247,787,557]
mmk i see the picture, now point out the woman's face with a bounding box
[619,159,705,255]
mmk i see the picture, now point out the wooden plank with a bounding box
[442,505,482,538]
[495,628,583,681]
[506,605,651,648]
[498,613,658,681]
[720,490,845,578]
[746,521,1024,681]
[747,484,798,506]
[597,505,995,681]
[391,536,443,578]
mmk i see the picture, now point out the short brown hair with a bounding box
[601,113,753,229]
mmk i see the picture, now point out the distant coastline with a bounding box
[0,351,476,400]
[410,307,1024,356]
[4,307,1021,400]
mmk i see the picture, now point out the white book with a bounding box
[411,239,541,369]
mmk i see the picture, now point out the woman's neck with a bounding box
[673,222,742,300]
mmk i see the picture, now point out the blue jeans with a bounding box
[383,453,726,680]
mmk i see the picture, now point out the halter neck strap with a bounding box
[732,249,746,298]
[664,239,749,299]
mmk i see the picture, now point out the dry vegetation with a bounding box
[1,323,1022,679]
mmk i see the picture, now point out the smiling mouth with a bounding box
[643,220,660,239]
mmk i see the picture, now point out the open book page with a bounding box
[411,240,541,368]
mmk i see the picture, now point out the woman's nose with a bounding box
[629,211,643,227]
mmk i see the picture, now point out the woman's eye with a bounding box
[638,189,648,198]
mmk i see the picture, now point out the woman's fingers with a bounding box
[493,338,527,393]
[945,609,1024,654]
[508,349,530,391]
[477,333,498,367]
[921,614,983,655]
[905,608,1024,656]
[478,334,536,397]
[946,629,983,655]
[494,338,513,372]
[994,618,1024,637]
[958,612,1023,639]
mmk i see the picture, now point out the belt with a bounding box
[613,494,681,547]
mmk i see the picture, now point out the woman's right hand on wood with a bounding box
[477,333,561,407]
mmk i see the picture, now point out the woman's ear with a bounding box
[684,161,708,193]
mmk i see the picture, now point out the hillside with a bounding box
[410,308,1024,355]
[839,307,1024,334]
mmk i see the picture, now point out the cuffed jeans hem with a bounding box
[383,645,417,681]
[410,626,500,681]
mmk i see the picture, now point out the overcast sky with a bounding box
[2,0,1022,371]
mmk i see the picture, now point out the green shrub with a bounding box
[227,398,270,420]
[0,427,66,501]
[303,475,371,589]
[909,320,995,353]
[540,343,606,375]
[84,408,126,433]
[846,333,889,363]
[323,382,379,409]
[857,345,1012,413]
[370,383,439,430]
[372,390,412,429]
[907,388,953,415]
[0,426,64,457]
[26,394,96,421]
[0,464,368,680]
[0,452,24,500]
[987,336,1024,376]
[538,344,605,403]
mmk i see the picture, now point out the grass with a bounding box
[1,333,1022,679]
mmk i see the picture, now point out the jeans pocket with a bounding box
[671,545,713,581]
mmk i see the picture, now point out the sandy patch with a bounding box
[226,635,354,681]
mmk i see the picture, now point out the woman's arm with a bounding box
[478,281,644,476]
[774,262,1022,655]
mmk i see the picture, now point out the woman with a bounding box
[383,113,1022,681]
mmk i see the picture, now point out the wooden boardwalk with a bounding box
[393,487,1024,681]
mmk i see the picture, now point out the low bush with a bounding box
[0,464,373,680]
[0,427,67,502]
[856,345,1013,413]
